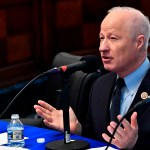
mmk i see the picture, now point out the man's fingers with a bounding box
[102,133,111,143]
[34,104,52,116]
[109,121,126,138]
[38,100,55,112]
[131,112,138,127]
[102,133,117,146]
[117,112,138,133]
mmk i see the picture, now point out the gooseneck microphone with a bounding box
[0,55,101,118]
[46,55,101,75]
[45,55,101,150]
[105,94,150,150]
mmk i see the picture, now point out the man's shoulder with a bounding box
[97,72,116,82]
[92,72,116,89]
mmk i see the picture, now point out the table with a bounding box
[0,120,116,150]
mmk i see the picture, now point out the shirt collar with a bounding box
[123,58,150,93]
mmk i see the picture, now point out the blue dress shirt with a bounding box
[120,57,150,116]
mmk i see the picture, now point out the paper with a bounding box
[0,132,8,145]
[0,132,28,149]
[88,146,119,150]
[0,146,28,150]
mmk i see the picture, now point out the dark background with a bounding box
[0,0,149,118]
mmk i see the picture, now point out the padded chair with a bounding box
[49,52,107,125]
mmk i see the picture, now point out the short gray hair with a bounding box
[108,6,150,49]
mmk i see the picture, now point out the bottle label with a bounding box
[8,130,23,140]
[13,130,23,140]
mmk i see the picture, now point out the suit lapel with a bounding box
[126,68,150,120]
[96,73,116,133]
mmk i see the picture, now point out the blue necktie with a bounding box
[110,78,125,122]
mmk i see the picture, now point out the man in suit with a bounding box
[34,6,150,149]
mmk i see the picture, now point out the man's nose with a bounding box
[99,40,109,52]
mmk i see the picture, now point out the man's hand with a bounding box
[34,100,82,135]
[102,112,138,150]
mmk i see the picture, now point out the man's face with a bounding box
[99,12,141,77]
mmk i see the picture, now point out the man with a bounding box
[34,6,150,149]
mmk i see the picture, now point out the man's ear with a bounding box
[136,35,144,49]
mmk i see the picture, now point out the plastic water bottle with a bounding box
[7,114,25,147]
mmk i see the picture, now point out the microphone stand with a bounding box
[45,74,90,150]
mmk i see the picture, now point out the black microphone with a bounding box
[45,55,102,150]
[46,55,101,75]
[0,55,101,118]
[105,93,150,150]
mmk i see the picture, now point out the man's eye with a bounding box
[100,37,104,40]
[110,37,117,40]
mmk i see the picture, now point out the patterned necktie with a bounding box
[110,78,125,122]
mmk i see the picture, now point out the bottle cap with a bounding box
[37,138,45,143]
[11,114,19,119]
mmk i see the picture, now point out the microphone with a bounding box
[105,92,150,150]
[46,55,101,75]
[0,55,101,119]
[45,55,102,150]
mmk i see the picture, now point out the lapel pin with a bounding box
[141,92,148,100]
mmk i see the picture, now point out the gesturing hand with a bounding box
[102,112,138,150]
[34,100,82,135]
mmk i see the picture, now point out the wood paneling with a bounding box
[41,0,113,61]
[0,0,150,88]
[0,0,42,88]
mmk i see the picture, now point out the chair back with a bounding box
[50,52,106,125]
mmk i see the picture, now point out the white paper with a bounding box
[88,146,119,150]
[0,146,28,150]
[0,132,8,145]
[0,132,28,150]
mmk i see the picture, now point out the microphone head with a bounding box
[80,55,102,73]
